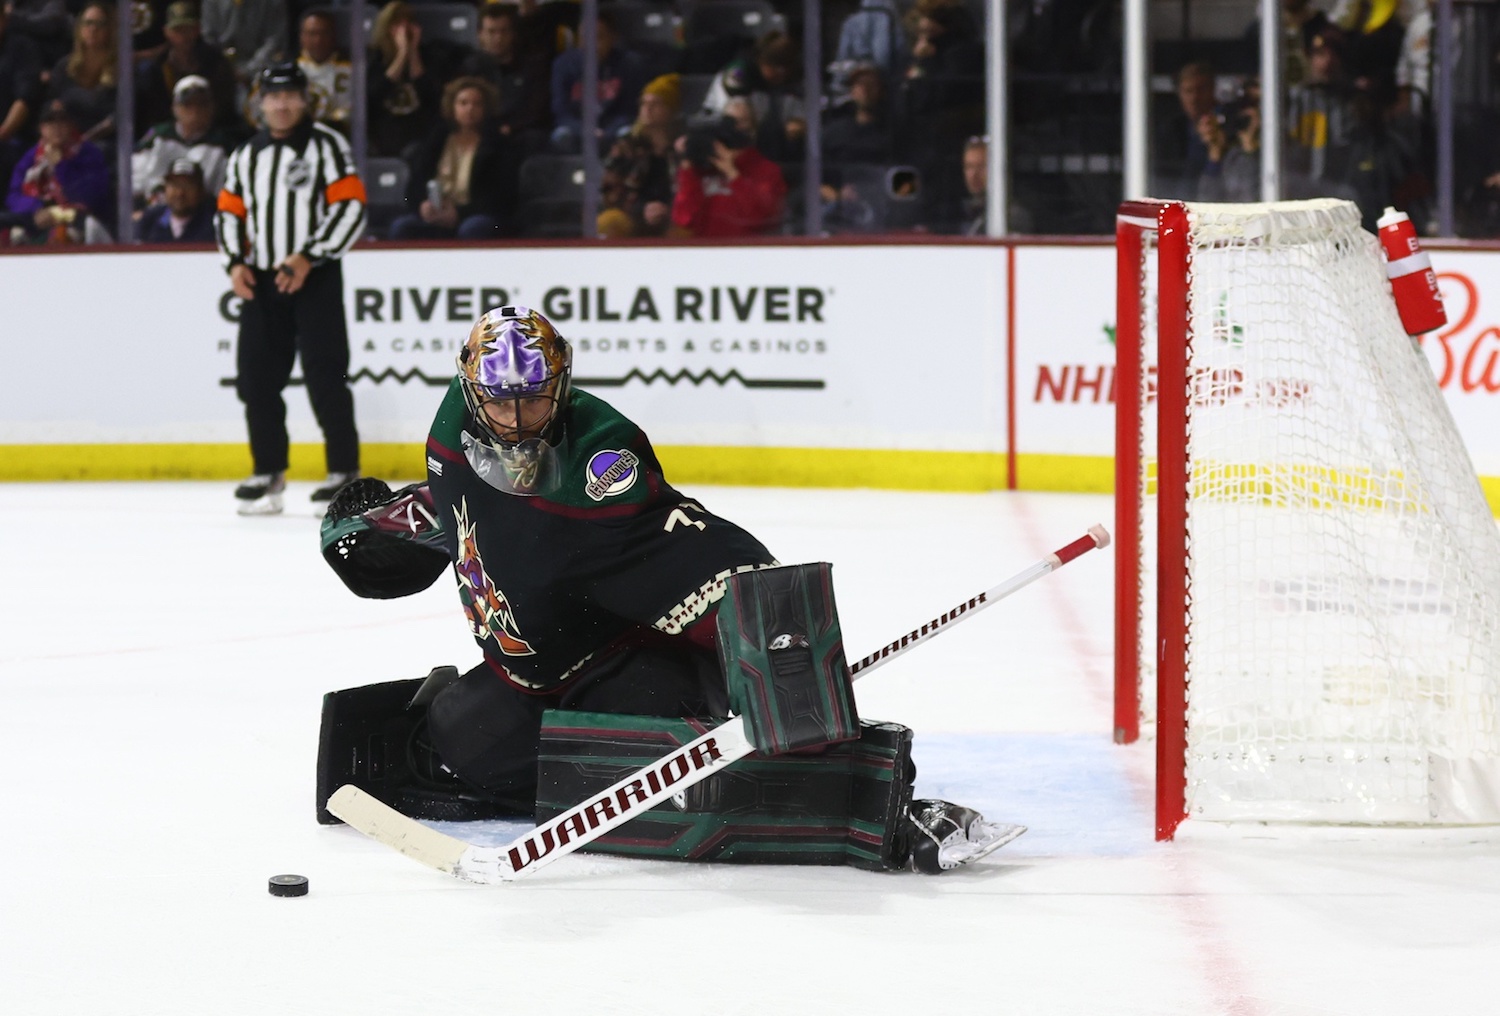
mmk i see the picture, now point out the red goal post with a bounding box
[1115,200,1191,839]
[1114,199,1500,841]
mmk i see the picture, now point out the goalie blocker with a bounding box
[719,562,861,755]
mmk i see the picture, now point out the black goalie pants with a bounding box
[235,262,359,476]
[426,640,729,806]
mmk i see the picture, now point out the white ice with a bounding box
[2,483,1496,1015]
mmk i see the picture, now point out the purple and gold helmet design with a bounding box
[457,305,572,448]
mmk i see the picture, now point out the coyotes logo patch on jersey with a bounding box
[453,497,535,656]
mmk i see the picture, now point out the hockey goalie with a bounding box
[315,304,1023,874]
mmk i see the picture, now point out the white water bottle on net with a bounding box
[1114,198,1500,840]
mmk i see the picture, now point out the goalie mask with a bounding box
[457,306,573,496]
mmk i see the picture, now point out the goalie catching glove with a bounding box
[320,478,451,599]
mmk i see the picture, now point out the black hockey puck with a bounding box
[268,874,309,897]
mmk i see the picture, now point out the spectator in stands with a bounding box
[0,1,43,193]
[202,0,287,100]
[297,10,351,131]
[1286,29,1356,191]
[135,2,240,133]
[138,156,214,241]
[1394,0,1450,118]
[390,76,514,240]
[1469,158,1500,237]
[897,1,984,165]
[45,3,115,148]
[1336,0,1405,106]
[823,63,894,165]
[701,30,804,162]
[1287,27,1420,231]
[131,0,172,61]
[926,134,986,235]
[132,74,233,207]
[549,9,644,153]
[900,3,984,95]
[923,134,1030,234]
[1282,0,1332,87]
[819,172,878,233]
[633,72,684,154]
[819,66,897,234]
[905,0,985,81]
[515,0,578,69]
[723,95,756,139]
[670,114,785,238]
[959,136,987,233]
[600,73,683,237]
[6,0,71,68]
[6,96,110,244]
[835,0,905,77]
[1344,75,1424,232]
[1197,80,1262,203]
[595,205,633,239]
[368,1,447,158]
[1153,60,1217,199]
[459,3,549,144]
[1239,0,1330,88]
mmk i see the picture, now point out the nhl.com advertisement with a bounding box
[1013,246,1500,483]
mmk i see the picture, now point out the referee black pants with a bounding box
[235,262,359,476]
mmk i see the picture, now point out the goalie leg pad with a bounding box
[716,562,859,754]
[535,710,914,870]
[315,671,528,825]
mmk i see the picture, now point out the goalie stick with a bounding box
[327,524,1111,883]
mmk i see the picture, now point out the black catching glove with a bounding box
[325,476,402,521]
[320,478,451,599]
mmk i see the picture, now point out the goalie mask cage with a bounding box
[1113,198,1500,840]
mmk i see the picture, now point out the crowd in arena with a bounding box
[1150,0,1451,236]
[0,0,1487,245]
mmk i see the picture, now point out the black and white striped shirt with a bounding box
[215,119,366,271]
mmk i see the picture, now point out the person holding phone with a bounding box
[389,76,516,240]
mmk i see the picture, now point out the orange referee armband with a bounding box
[217,189,247,218]
[325,175,367,205]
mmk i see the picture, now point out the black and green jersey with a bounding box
[425,379,776,693]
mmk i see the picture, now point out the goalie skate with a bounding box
[905,799,1026,874]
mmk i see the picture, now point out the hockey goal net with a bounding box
[1114,198,1500,839]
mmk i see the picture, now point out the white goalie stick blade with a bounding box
[328,524,1109,884]
[325,785,472,876]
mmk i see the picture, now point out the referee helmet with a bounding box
[258,61,308,96]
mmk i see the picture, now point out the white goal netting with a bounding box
[1129,199,1500,824]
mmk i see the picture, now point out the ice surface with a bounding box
[1,483,1496,1015]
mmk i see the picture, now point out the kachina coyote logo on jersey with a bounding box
[584,449,639,500]
[453,497,535,656]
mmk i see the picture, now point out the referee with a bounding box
[216,61,366,515]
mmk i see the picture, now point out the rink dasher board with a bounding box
[2,242,1498,511]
